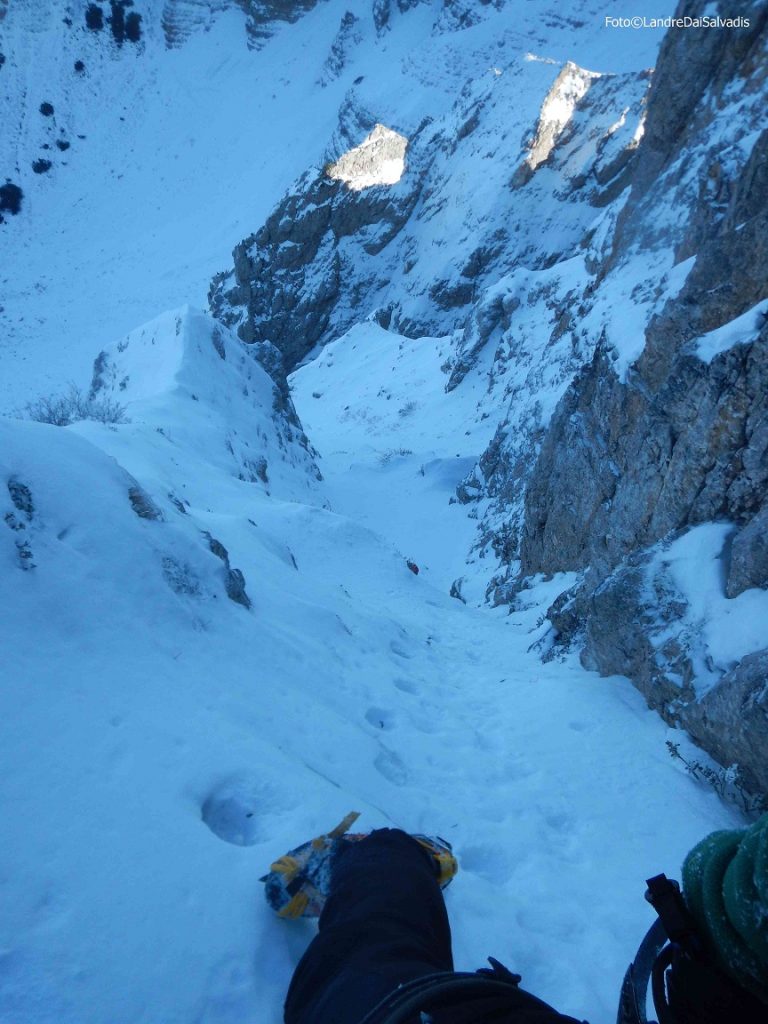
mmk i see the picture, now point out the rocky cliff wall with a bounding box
[507,5,768,801]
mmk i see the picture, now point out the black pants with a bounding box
[284,829,584,1024]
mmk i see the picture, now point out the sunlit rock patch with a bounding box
[325,123,408,191]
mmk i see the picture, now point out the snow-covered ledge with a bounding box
[325,124,408,191]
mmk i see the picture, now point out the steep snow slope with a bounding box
[0,4,750,1024]
[83,305,322,504]
[1,307,741,1024]
[290,321,497,593]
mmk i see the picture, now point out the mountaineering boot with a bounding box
[261,812,459,919]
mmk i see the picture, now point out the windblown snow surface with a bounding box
[0,4,747,1024]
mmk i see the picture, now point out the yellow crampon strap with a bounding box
[416,839,458,886]
[269,854,303,884]
[326,810,362,840]
[268,811,363,919]
[277,891,310,919]
[270,811,361,872]
[310,810,362,850]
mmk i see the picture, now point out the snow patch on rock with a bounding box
[695,298,768,363]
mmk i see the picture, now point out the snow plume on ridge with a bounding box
[84,306,323,505]
[1,305,325,636]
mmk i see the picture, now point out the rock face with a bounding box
[494,8,768,800]
[4,478,35,570]
[685,649,768,799]
[161,0,232,47]
[234,0,323,46]
[517,23,768,573]
[318,11,363,85]
[211,44,650,373]
[208,113,424,370]
[325,123,408,190]
[727,506,768,598]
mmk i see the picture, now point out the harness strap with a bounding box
[356,969,522,1024]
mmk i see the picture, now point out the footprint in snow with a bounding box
[568,720,591,733]
[374,747,409,787]
[458,842,512,883]
[393,676,419,695]
[201,776,267,847]
[365,707,396,731]
[389,640,416,659]
[408,710,440,734]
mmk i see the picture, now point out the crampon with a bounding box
[260,812,458,919]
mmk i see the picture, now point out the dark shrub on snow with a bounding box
[107,1,142,46]
[85,5,104,31]
[0,182,23,216]
[125,11,142,42]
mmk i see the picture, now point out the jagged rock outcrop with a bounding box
[444,64,650,391]
[517,16,768,576]
[211,52,648,373]
[318,11,362,85]
[234,0,323,45]
[372,0,486,35]
[521,294,768,577]
[325,123,408,190]
[615,0,767,211]
[372,0,423,34]
[4,478,35,570]
[209,114,425,370]
[161,0,232,47]
[511,62,599,188]
[162,0,331,48]
[727,505,768,598]
[204,533,252,609]
[547,530,768,800]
